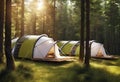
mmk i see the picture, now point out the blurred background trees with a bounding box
[10,0,120,55]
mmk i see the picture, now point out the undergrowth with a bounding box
[0,63,33,82]
[0,58,120,82]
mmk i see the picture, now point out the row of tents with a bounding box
[57,40,109,57]
[12,34,114,61]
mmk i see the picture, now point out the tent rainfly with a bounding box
[57,40,112,58]
[12,34,73,61]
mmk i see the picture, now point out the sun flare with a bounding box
[25,0,45,11]
[37,0,44,10]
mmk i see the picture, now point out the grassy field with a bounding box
[0,58,120,82]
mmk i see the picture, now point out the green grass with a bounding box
[0,58,120,82]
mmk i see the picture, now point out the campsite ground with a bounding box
[0,57,120,82]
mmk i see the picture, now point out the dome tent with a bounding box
[12,34,73,61]
[57,41,113,58]
[57,41,79,56]
[90,41,107,57]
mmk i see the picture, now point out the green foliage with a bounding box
[0,63,33,82]
[0,58,120,82]
[104,0,120,55]
[17,64,33,79]
[11,0,120,54]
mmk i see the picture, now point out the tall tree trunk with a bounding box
[84,0,90,67]
[32,12,36,34]
[21,0,24,36]
[5,0,15,70]
[0,0,4,63]
[80,0,85,62]
[53,0,56,40]
[14,4,20,37]
[42,14,45,34]
[31,0,38,35]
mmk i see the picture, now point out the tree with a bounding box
[0,0,4,63]
[79,0,90,67]
[5,0,15,70]
[84,0,90,67]
[104,0,120,55]
[79,0,85,63]
[30,0,37,34]
[53,0,56,40]
[56,0,72,40]
[12,1,21,38]
[21,0,24,36]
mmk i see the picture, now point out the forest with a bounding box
[9,0,120,55]
[0,0,120,82]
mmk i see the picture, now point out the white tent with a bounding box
[57,41,109,57]
[90,42,107,57]
[12,34,73,61]
[33,35,61,59]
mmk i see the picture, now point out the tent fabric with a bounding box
[70,41,80,55]
[12,37,19,48]
[12,34,74,61]
[57,41,108,57]
[60,41,71,49]
[33,37,56,59]
[13,35,41,58]
[90,42,107,57]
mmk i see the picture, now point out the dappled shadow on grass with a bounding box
[9,58,120,82]
[91,58,120,66]
[45,63,120,82]
[17,64,33,79]
[115,59,120,66]
[31,58,120,82]
[0,64,33,82]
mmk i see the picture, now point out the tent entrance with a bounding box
[96,49,103,57]
[46,46,55,58]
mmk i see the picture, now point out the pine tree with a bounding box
[0,0,4,63]
[5,0,15,70]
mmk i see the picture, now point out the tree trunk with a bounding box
[31,0,38,35]
[0,0,4,63]
[14,4,20,37]
[5,0,15,70]
[84,0,90,67]
[53,0,56,40]
[80,0,85,62]
[21,0,24,36]
[42,14,45,34]
[32,12,36,34]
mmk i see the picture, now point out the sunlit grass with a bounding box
[91,59,120,75]
[91,62,120,75]
[0,58,120,82]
